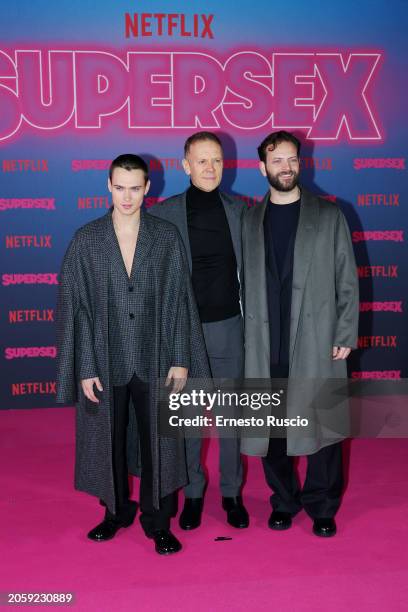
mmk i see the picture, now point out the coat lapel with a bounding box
[103,208,127,277]
[221,192,242,272]
[289,189,319,365]
[247,193,269,323]
[262,195,280,285]
[241,195,270,457]
[131,211,155,277]
[102,208,155,280]
[173,192,193,272]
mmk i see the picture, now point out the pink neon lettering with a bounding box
[75,51,129,127]
[0,48,383,141]
[222,52,273,128]
[172,53,224,127]
[128,53,172,127]
[308,54,380,139]
[17,51,74,128]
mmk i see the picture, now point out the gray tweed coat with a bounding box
[241,188,359,457]
[56,209,209,513]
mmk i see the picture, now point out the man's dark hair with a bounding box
[257,131,301,163]
[184,131,223,157]
[109,154,149,183]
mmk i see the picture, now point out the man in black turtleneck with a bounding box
[148,132,249,530]
[187,182,240,323]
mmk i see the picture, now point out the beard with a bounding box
[266,169,299,192]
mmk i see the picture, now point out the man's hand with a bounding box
[81,377,103,403]
[165,367,188,393]
[332,346,351,360]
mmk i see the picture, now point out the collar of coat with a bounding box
[250,188,319,292]
[148,189,243,274]
[102,208,160,279]
[245,186,320,362]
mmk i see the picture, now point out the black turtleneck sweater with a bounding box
[186,183,240,323]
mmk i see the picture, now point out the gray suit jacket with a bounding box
[56,209,210,513]
[147,190,244,296]
[241,188,359,456]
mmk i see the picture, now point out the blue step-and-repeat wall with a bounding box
[1,0,407,408]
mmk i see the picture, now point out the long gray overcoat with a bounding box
[56,209,210,513]
[241,188,359,456]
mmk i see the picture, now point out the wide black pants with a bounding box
[104,374,176,536]
[262,438,343,519]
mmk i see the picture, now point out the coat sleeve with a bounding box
[333,210,359,349]
[75,308,99,380]
[170,234,191,369]
[56,235,98,403]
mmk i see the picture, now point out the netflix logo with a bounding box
[357,194,399,207]
[2,159,48,172]
[125,13,214,39]
[8,309,54,323]
[150,158,183,171]
[301,157,333,170]
[78,196,110,210]
[11,381,56,396]
[5,235,52,249]
[358,265,398,279]
[357,336,397,348]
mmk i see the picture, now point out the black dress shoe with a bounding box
[268,510,292,531]
[222,496,249,528]
[313,517,337,537]
[87,519,129,542]
[179,498,203,530]
[150,530,182,555]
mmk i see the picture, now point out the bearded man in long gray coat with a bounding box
[242,131,359,537]
[56,154,209,555]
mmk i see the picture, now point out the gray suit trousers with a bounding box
[184,314,244,498]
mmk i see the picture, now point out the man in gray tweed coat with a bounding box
[56,154,209,555]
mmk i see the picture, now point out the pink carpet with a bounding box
[1,408,407,611]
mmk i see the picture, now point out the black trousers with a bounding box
[262,438,343,519]
[104,373,176,536]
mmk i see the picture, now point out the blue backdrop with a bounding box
[1,0,407,408]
